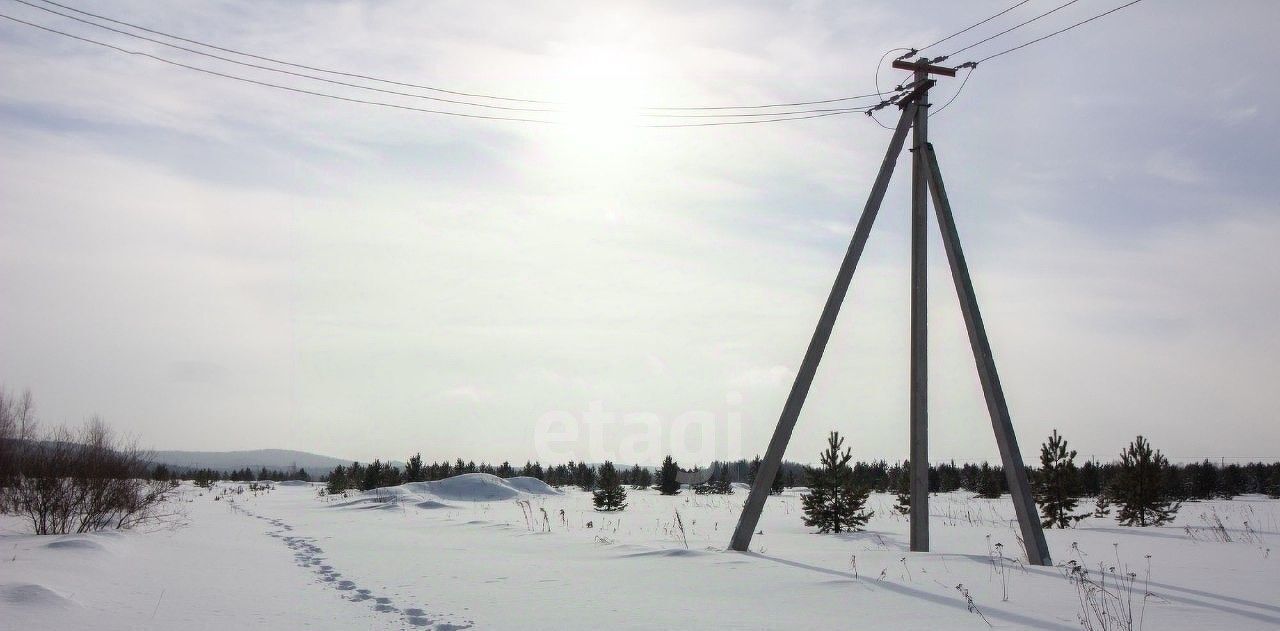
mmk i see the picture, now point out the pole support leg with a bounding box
[922,142,1052,566]
[728,100,921,552]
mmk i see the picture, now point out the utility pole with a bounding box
[908,63,931,554]
[728,57,1052,566]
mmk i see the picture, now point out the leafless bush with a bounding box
[0,387,37,486]
[2,415,181,534]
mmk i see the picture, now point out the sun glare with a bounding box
[537,40,661,200]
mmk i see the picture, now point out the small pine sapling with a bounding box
[893,464,910,515]
[1034,429,1088,528]
[801,431,873,533]
[657,455,681,495]
[1111,436,1179,527]
[592,461,628,512]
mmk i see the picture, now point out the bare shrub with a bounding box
[2,413,180,535]
[0,387,37,487]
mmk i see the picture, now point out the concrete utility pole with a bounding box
[908,64,931,554]
[728,57,1051,566]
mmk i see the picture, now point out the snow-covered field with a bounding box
[3,475,1278,630]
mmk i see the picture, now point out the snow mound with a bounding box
[44,538,105,552]
[332,489,411,509]
[278,480,311,487]
[0,583,76,608]
[404,473,534,502]
[424,473,521,501]
[414,500,453,510]
[332,474,562,510]
[730,482,750,491]
[504,476,562,495]
[620,548,709,559]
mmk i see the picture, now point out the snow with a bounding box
[2,482,1278,630]
[398,472,561,502]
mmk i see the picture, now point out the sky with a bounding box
[1,0,1278,466]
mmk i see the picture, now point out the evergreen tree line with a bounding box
[153,465,311,485]
[311,447,1280,503]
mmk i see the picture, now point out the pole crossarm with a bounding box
[891,59,958,77]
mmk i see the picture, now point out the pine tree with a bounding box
[627,464,653,490]
[362,460,383,491]
[1092,494,1111,518]
[1266,466,1280,499]
[1111,436,1179,527]
[770,466,785,495]
[696,464,733,495]
[326,465,349,494]
[628,464,646,490]
[405,453,424,483]
[801,431,873,533]
[976,462,1002,499]
[381,463,402,488]
[892,462,910,514]
[1217,464,1244,499]
[1034,430,1086,528]
[592,461,628,511]
[658,455,681,495]
[1079,459,1103,496]
[693,466,713,494]
[193,469,215,489]
[1191,459,1218,499]
[576,462,596,491]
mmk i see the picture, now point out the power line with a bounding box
[0,12,882,127]
[972,0,1145,64]
[642,109,864,128]
[0,13,553,123]
[915,0,1032,54]
[11,1,877,121]
[943,0,1084,59]
[929,66,975,117]
[869,47,914,130]
[17,0,892,112]
[10,0,554,114]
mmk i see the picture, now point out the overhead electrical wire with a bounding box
[929,67,975,117]
[868,47,914,130]
[0,13,552,123]
[1,0,1149,128]
[970,0,1145,64]
[23,0,551,104]
[10,0,555,114]
[12,0,879,120]
[0,12,893,127]
[924,0,1144,114]
[14,0,892,112]
[914,0,1032,54]
[943,0,1083,59]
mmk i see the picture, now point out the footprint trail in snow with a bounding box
[237,507,472,630]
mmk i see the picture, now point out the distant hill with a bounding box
[148,449,351,474]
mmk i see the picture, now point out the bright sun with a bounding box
[536,39,660,199]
